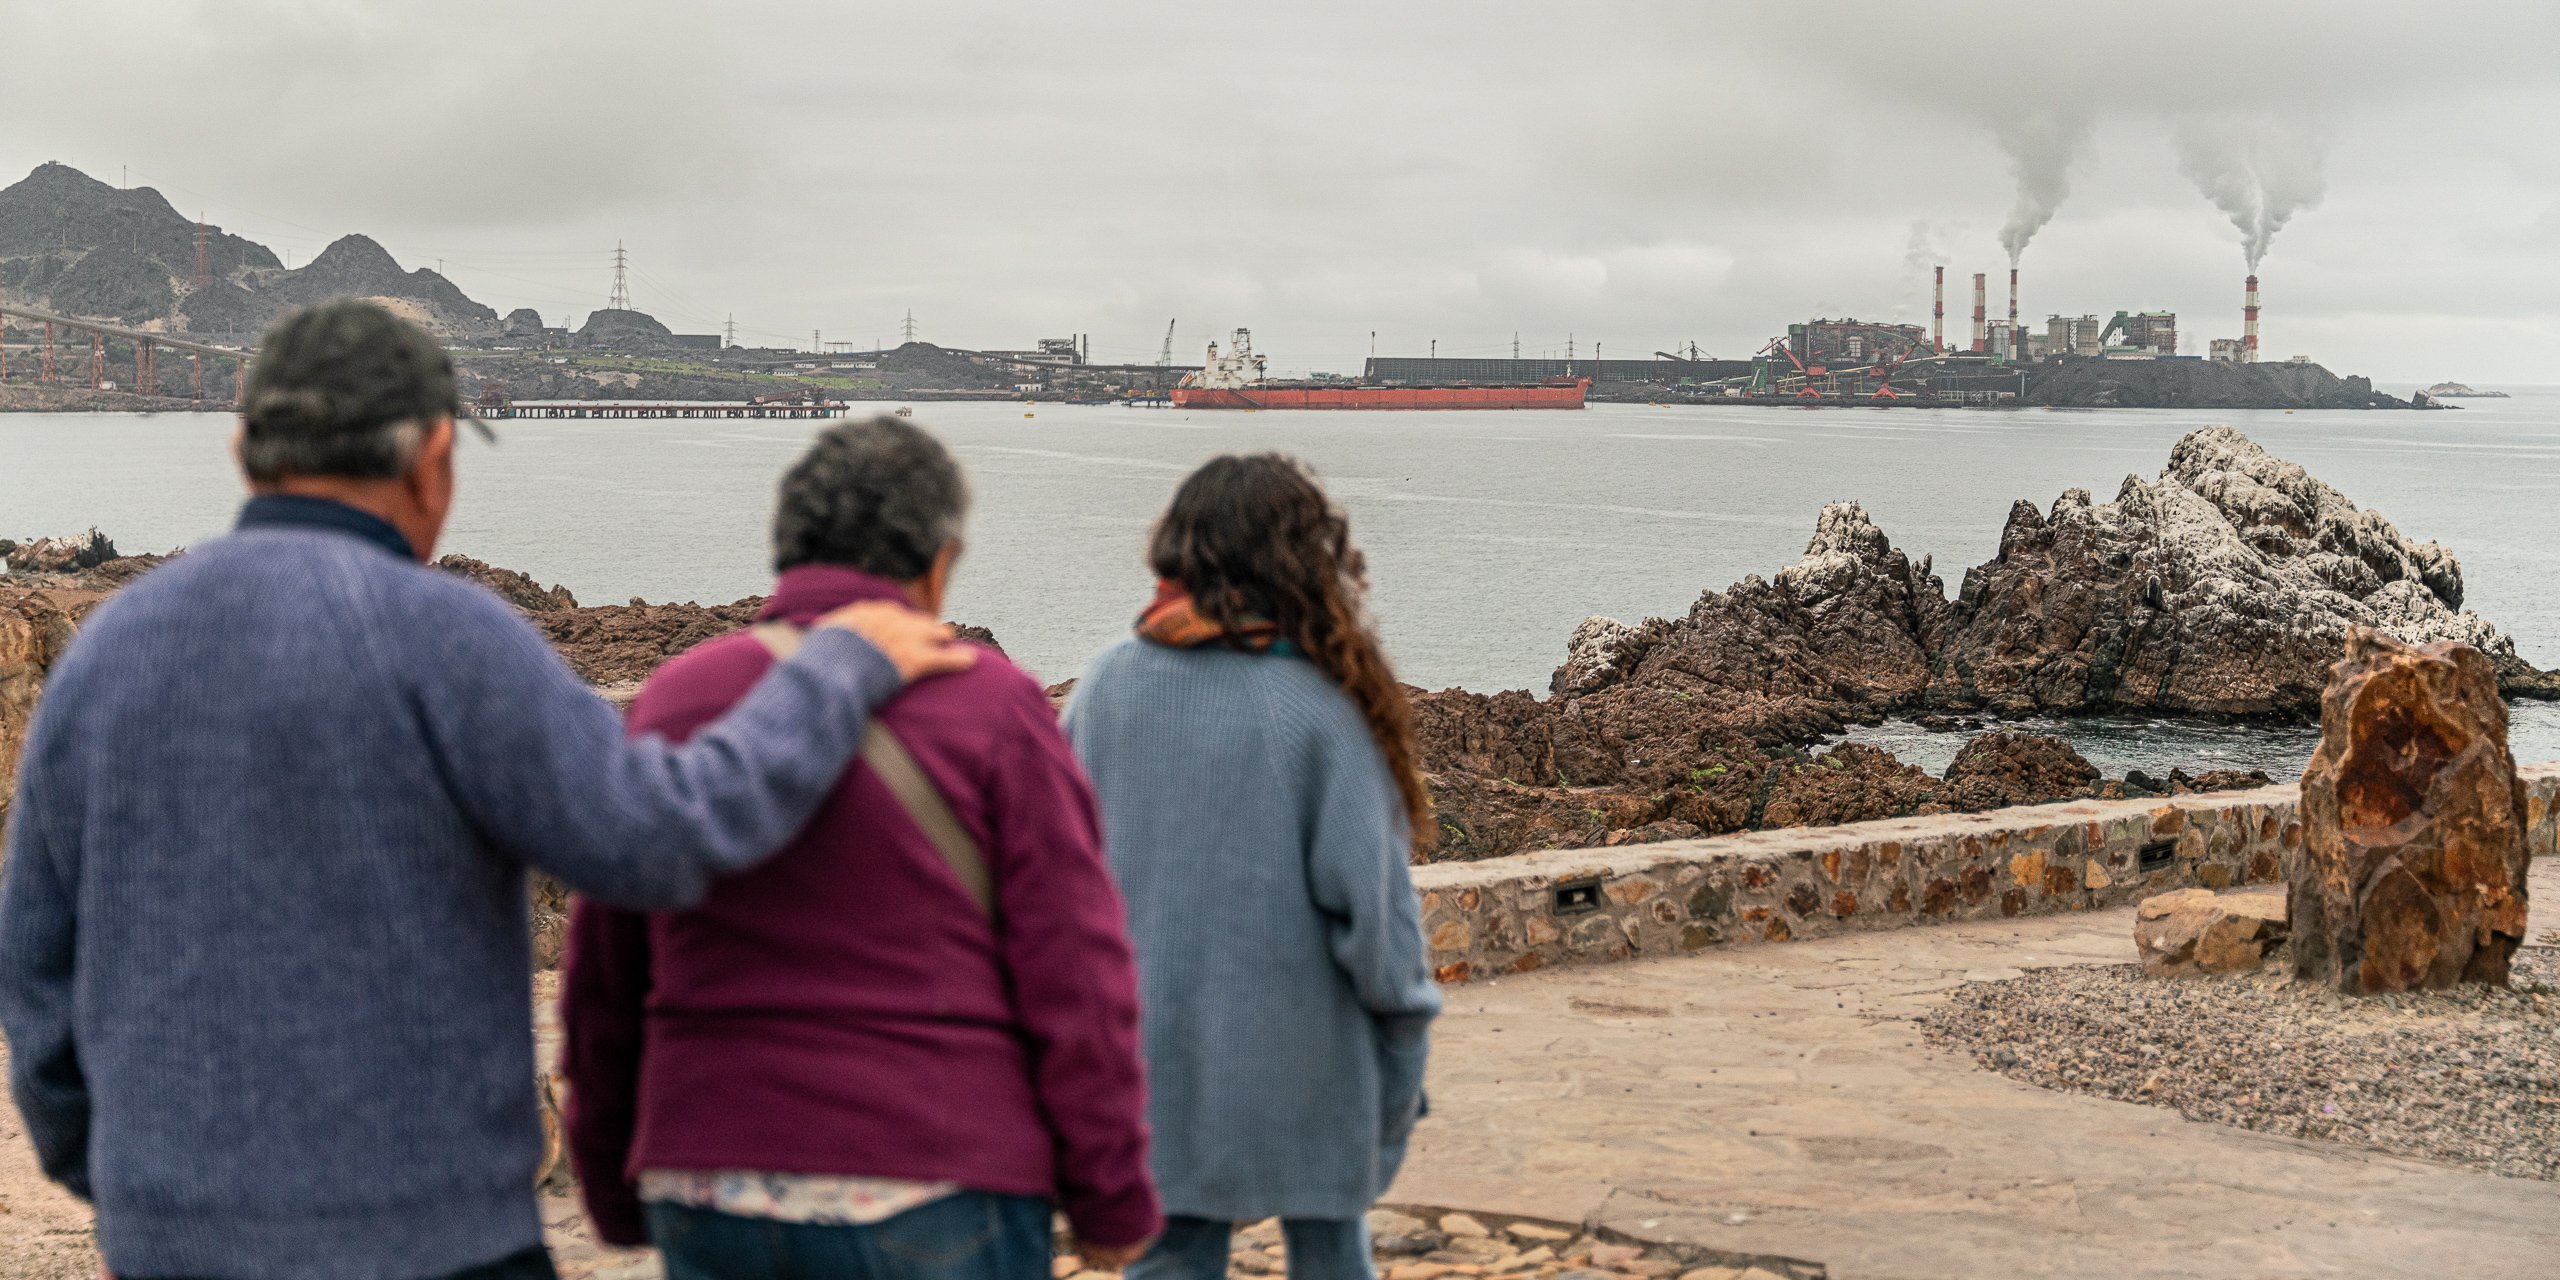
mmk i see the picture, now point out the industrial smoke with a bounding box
[2175,118,2331,271]
[1993,113,2091,266]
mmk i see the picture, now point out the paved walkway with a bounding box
[3,868,2552,1279]
[1393,859,2560,1279]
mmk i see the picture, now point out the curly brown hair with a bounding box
[1148,453,1433,854]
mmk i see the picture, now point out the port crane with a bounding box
[1157,319,1176,366]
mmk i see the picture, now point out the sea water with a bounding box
[8,391,2560,773]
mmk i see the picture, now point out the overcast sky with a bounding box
[7,1,2558,382]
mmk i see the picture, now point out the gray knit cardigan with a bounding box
[1064,638,1440,1222]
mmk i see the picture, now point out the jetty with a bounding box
[478,398,850,420]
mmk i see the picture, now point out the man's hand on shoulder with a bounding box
[815,600,977,683]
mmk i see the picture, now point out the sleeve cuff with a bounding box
[580,1178,651,1249]
[1065,1182,1164,1249]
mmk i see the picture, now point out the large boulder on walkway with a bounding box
[2135,886,2289,976]
[2291,626,2529,993]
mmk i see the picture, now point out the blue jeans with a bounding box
[1127,1215,1373,1280]
[648,1192,1053,1280]
[134,1245,559,1280]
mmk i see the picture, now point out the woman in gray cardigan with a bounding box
[1065,454,1441,1280]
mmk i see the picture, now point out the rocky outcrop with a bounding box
[1935,427,2544,716]
[0,588,84,816]
[2135,886,2289,977]
[1758,743,1941,829]
[436,554,579,613]
[2,530,119,574]
[1939,731,2102,811]
[1414,426,2555,859]
[2292,628,2530,993]
[503,308,547,338]
[1553,502,1949,744]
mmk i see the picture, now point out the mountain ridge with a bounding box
[0,162,499,338]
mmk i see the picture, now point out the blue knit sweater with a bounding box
[1063,639,1440,1221]
[0,505,898,1280]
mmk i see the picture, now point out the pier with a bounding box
[480,399,852,420]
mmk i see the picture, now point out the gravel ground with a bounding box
[1919,948,2560,1182]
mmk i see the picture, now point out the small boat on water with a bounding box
[1170,329,1588,410]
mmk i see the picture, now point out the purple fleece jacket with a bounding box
[561,564,1160,1248]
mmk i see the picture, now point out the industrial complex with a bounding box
[1362,266,2282,406]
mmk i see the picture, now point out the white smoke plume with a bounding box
[1903,218,1954,274]
[1993,113,2091,266]
[2174,116,2333,270]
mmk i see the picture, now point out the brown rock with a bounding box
[2135,886,2289,976]
[1759,742,1939,828]
[0,587,93,816]
[2292,627,2531,992]
[1939,732,2099,810]
[1930,428,2553,717]
[435,554,580,612]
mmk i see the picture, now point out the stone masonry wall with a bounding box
[1413,764,2560,984]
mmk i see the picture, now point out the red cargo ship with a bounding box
[1170,329,1588,410]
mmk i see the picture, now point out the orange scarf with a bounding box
[1136,580,1284,652]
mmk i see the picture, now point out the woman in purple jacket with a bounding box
[562,416,1161,1280]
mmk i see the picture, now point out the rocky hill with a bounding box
[2023,357,2417,410]
[0,162,498,338]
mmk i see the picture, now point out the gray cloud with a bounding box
[4,0,2558,380]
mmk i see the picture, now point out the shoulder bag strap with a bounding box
[749,622,996,921]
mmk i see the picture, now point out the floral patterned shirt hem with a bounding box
[637,1169,960,1226]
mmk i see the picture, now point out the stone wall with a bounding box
[1413,764,2560,984]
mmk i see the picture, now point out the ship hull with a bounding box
[1171,380,1588,410]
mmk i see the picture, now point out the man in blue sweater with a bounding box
[0,300,973,1280]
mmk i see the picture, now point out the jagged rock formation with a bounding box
[2292,627,2529,993]
[1563,426,2547,725]
[436,554,579,613]
[0,162,498,338]
[1549,502,1949,743]
[1938,426,2544,714]
[1408,426,2555,859]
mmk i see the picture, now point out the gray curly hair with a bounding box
[771,415,968,579]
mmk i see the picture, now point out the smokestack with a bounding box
[1971,272,1988,353]
[2243,274,2260,363]
[2007,267,2020,358]
[1933,266,1945,354]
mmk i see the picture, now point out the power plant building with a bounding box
[2099,310,2177,359]
[2046,314,2105,358]
[1784,319,1931,367]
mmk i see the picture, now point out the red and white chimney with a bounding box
[2007,267,2020,358]
[1970,272,1988,353]
[1933,266,1945,354]
[2243,274,2260,363]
